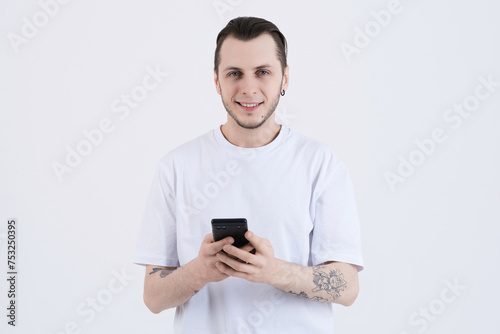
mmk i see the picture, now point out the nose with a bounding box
[240,75,258,95]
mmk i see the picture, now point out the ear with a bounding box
[214,69,222,95]
[281,65,290,92]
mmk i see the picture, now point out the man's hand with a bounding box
[143,233,241,313]
[214,231,281,285]
[191,233,236,286]
[214,230,360,306]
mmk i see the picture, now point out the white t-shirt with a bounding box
[133,125,364,334]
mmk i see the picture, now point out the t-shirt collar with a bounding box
[214,124,289,152]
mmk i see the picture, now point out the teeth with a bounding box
[240,103,260,107]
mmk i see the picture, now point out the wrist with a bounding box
[270,259,307,294]
[184,258,207,291]
[270,258,292,288]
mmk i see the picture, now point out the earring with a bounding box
[281,90,285,96]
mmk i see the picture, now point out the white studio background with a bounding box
[0,0,499,333]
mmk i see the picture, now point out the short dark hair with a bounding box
[214,16,288,75]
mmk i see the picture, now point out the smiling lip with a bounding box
[237,101,263,112]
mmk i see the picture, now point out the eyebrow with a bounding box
[222,64,273,72]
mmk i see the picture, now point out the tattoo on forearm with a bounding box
[288,290,329,302]
[310,295,329,302]
[311,266,347,300]
[149,267,174,278]
[288,291,309,299]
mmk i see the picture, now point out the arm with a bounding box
[215,231,360,306]
[143,233,234,313]
[143,264,197,313]
[272,260,358,306]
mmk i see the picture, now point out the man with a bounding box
[133,16,364,333]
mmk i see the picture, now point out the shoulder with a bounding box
[157,129,214,169]
[285,128,344,168]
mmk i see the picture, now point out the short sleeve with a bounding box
[310,153,364,271]
[132,159,180,267]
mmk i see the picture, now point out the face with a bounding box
[214,34,289,129]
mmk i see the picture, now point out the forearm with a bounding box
[143,233,234,313]
[271,260,359,306]
[144,260,205,313]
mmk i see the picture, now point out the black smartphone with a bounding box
[211,218,248,248]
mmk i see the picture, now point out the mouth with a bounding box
[236,101,263,112]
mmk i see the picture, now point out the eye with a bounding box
[228,71,240,77]
[258,70,270,76]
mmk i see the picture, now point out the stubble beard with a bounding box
[220,87,281,130]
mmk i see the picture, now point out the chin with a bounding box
[236,120,266,130]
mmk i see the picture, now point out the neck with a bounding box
[220,119,282,148]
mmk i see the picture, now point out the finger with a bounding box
[206,235,234,255]
[223,251,242,261]
[215,261,237,276]
[215,261,253,281]
[222,243,254,264]
[216,253,253,274]
[203,233,214,244]
[239,243,255,253]
[245,231,273,256]
[202,233,234,245]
